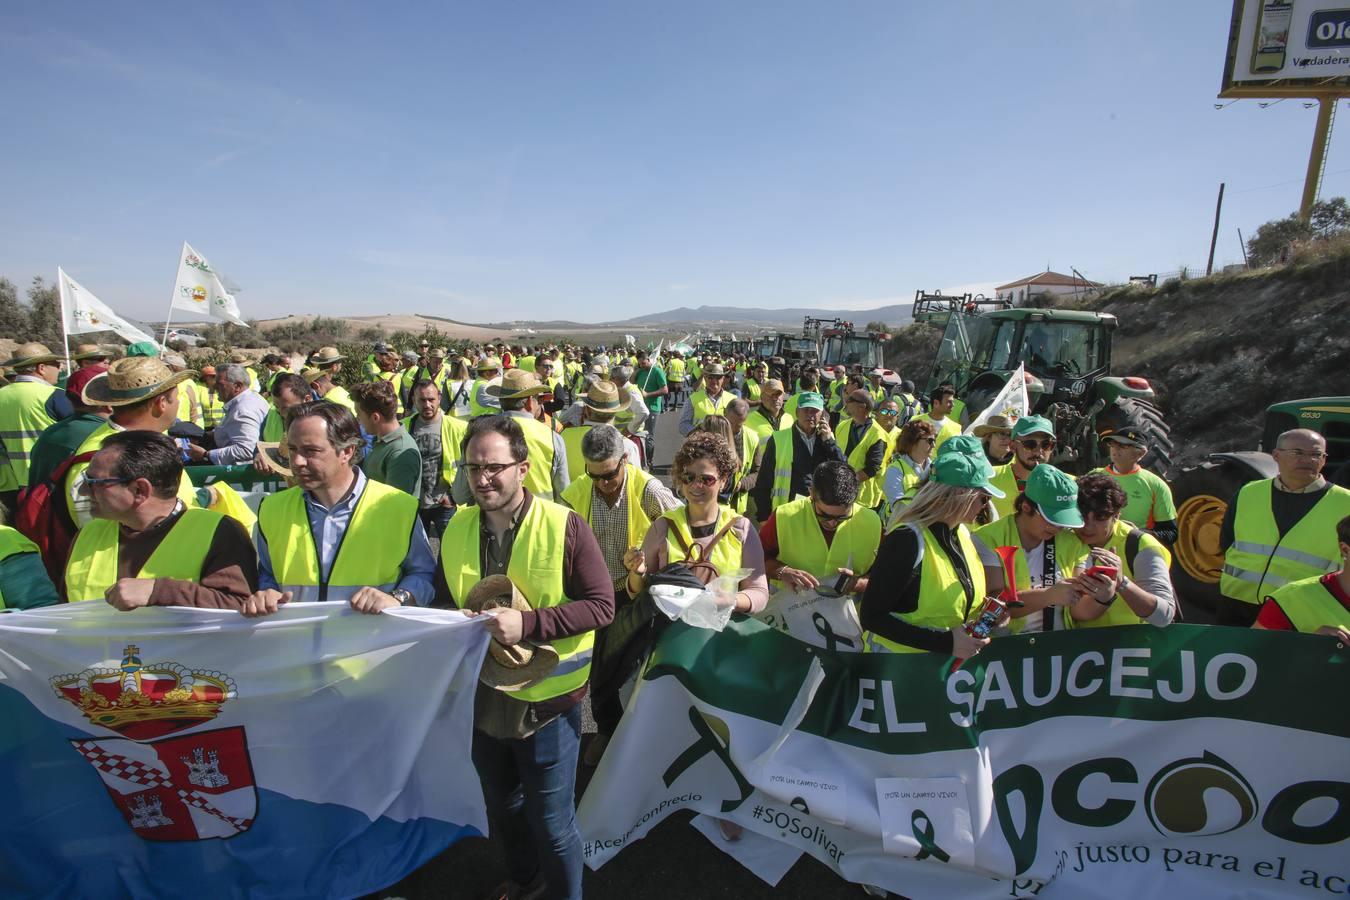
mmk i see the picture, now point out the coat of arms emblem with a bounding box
[51,645,256,841]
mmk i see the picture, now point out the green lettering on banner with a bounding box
[1051,758,1138,828]
[642,620,1348,757]
[992,764,1043,876]
[1261,781,1350,845]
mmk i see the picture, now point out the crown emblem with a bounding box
[51,645,236,740]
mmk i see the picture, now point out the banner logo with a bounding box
[1144,751,1258,838]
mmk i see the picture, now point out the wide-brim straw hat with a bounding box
[487,368,547,400]
[702,363,727,377]
[82,357,195,407]
[71,343,112,362]
[583,380,622,413]
[973,414,1015,438]
[229,351,250,364]
[2,342,61,369]
[312,346,345,366]
[464,575,559,691]
[476,355,503,372]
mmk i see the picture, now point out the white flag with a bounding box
[58,268,157,347]
[963,363,1029,435]
[171,242,248,326]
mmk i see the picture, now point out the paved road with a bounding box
[384,404,856,899]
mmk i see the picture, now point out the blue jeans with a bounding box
[471,704,584,900]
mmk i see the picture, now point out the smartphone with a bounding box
[833,572,852,595]
[1084,565,1119,580]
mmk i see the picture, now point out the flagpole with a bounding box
[162,241,187,347]
[57,267,71,373]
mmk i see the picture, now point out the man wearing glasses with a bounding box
[436,415,614,900]
[749,392,846,523]
[988,415,1057,520]
[1219,429,1350,627]
[66,431,257,608]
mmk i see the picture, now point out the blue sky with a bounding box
[3,1,1347,324]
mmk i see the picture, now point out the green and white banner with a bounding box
[578,620,1350,898]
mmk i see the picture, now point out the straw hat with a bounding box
[487,368,547,400]
[702,363,727,377]
[476,355,503,372]
[71,343,111,362]
[81,357,195,407]
[1,342,61,369]
[228,351,250,364]
[300,367,324,384]
[583,380,622,413]
[312,347,345,366]
[972,414,1015,438]
[464,575,559,691]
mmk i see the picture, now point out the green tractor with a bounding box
[913,293,1173,477]
[1170,397,1350,611]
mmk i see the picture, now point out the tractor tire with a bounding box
[1099,396,1176,480]
[1170,460,1257,618]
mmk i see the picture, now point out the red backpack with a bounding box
[13,451,95,589]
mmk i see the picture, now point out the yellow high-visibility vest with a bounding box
[865,523,985,654]
[1221,479,1350,605]
[561,463,654,549]
[65,508,222,603]
[0,380,58,485]
[1267,575,1350,633]
[771,496,880,585]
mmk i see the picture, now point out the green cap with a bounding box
[1012,414,1055,439]
[932,434,1005,497]
[125,341,160,358]
[795,391,825,411]
[1023,464,1084,527]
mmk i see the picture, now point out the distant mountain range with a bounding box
[610,303,914,327]
[480,304,912,333]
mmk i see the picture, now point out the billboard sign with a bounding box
[1222,0,1350,95]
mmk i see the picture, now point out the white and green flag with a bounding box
[58,267,158,347]
[963,363,1029,435]
[580,619,1349,899]
[170,241,248,327]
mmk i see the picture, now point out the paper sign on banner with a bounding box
[755,589,864,654]
[875,777,975,870]
[759,763,848,825]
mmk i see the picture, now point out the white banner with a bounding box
[171,241,248,326]
[964,363,1029,435]
[580,620,1350,899]
[58,268,158,347]
[0,602,490,898]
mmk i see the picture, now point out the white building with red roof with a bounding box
[994,270,1103,305]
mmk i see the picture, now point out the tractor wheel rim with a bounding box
[1175,494,1227,583]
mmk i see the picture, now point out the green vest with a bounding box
[732,427,760,514]
[518,355,536,372]
[258,478,416,603]
[667,359,686,383]
[1067,519,1170,629]
[745,408,791,443]
[886,454,927,514]
[401,411,467,487]
[323,385,355,413]
[743,379,762,403]
[65,508,222,603]
[833,418,888,510]
[561,425,592,483]
[772,496,881,586]
[0,526,41,609]
[661,505,744,576]
[561,463,654,550]
[1221,479,1350,604]
[866,523,986,654]
[0,380,58,485]
[262,407,286,443]
[1268,575,1350,633]
[468,379,498,417]
[197,383,226,428]
[441,498,594,702]
[988,463,1021,520]
[688,389,732,426]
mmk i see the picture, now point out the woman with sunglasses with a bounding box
[882,418,938,519]
[624,432,768,617]
[862,435,1005,657]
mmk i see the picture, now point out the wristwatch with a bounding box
[390,588,414,606]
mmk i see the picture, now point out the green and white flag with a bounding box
[170,241,248,327]
[58,268,158,347]
[579,620,1349,899]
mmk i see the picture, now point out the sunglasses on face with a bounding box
[464,461,520,480]
[587,461,625,482]
[1018,439,1056,451]
[877,409,899,417]
[680,472,720,488]
[80,475,132,492]
[813,505,853,524]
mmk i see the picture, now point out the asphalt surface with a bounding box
[384,403,856,899]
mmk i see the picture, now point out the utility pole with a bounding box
[1238,227,1250,267]
[1206,183,1225,276]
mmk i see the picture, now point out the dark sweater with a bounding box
[749,427,846,522]
[859,522,977,654]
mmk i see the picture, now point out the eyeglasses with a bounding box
[917,436,936,444]
[1277,448,1326,460]
[463,461,521,480]
[679,471,720,488]
[813,505,853,524]
[79,475,132,494]
[1017,438,1056,451]
[587,461,625,482]
[876,409,899,417]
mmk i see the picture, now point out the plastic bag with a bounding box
[650,568,750,632]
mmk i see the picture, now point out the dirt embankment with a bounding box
[886,255,1350,465]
